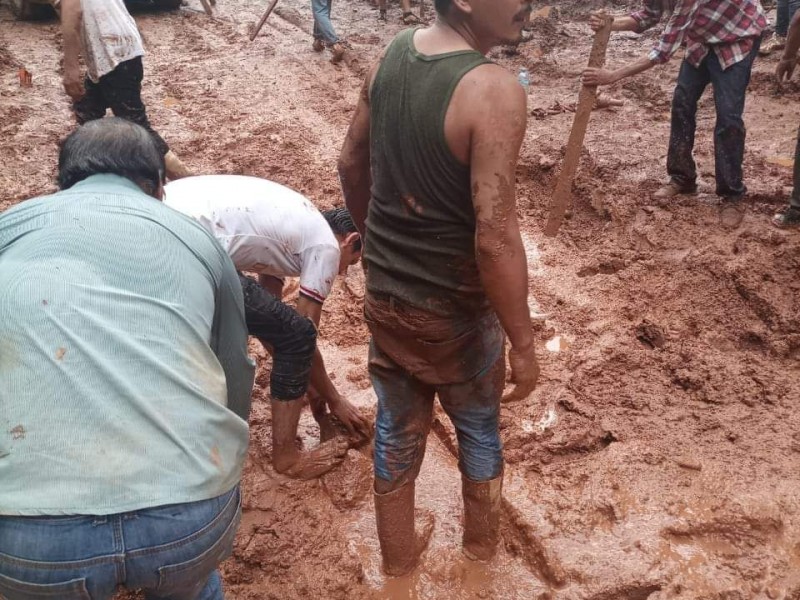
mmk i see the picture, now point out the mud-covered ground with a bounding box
[2,0,799,598]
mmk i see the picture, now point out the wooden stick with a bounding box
[543,14,613,237]
[250,0,280,41]
[199,0,213,16]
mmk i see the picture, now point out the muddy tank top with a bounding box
[365,28,492,318]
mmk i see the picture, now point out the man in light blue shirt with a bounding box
[0,118,254,600]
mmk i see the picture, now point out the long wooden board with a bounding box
[544,15,613,237]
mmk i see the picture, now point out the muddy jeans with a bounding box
[365,293,505,486]
[0,487,240,600]
[311,0,338,44]
[73,57,169,157]
[667,38,760,197]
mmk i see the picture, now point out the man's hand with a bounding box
[502,343,540,402]
[777,56,797,82]
[582,67,617,87]
[328,395,372,440]
[588,12,608,32]
[63,67,85,101]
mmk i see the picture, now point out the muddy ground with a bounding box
[2,0,800,598]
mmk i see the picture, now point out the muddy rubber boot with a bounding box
[164,150,192,180]
[462,473,503,562]
[374,482,434,576]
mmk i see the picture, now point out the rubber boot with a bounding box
[164,150,192,180]
[374,482,433,576]
[462,473,503,561]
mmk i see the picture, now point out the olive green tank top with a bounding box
[365,28,492,318]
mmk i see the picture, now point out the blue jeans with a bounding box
[0,487,241,600]
[776,0,800,37]
[365,293,505,485]
[667,39,760,197]
[311,0,338,45]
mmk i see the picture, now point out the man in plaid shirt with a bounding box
[583,1,766,224]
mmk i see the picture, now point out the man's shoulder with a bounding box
[456,64,526,120]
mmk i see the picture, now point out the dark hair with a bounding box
[58,117,165,196]
[322,207,361,252]
[434,0,451,14]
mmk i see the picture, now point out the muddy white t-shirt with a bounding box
[165,175,340,304]
[80,0,145,81]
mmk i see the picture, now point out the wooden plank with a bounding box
[250,0,280,41]
[543,14,613,237]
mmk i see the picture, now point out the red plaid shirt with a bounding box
[630,0,767,70]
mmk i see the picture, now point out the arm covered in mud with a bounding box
[296,295,371,439]
[777,10,800,81]
[468,66,539,401]
[60,0,85,100]
[339,65,376,237]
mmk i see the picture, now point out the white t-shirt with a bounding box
[165,175,341,304]
[80,0,145,81]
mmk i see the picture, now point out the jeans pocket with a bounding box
[0,573,90,600]
[154,498,241,596]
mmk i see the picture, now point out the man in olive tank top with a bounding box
[339,0,538,576]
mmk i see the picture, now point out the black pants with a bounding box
[792,126,800,209]
[238,274,317,401]
[73,56,169,156]
[667,39,760,197]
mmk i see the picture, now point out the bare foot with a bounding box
[277,437,349,480]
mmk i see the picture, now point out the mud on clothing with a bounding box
[165,175,341,304]
[366,294,505,484]
[238,274,317,401]
[365,29,505,483]
[365,27,491,319]
[0,175,254,516]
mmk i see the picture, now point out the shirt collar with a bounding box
[68,174,152,197]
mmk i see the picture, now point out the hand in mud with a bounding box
[582,68,616,87]
[776,56,796,83]
[588,12,608,32]
[328,396,372,441]
[63,69,85,101]
[503,343,540,402]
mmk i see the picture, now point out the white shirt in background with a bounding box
[79,0,145,81]
[165,175,341,303]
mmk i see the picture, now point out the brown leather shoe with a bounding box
[653,181,697,199]
[312,38,324,52]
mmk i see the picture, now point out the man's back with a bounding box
[165,175,340,299]
[0,174,252,516]
[78,0,144,82]
[366,28,491,318]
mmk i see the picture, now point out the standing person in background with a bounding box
[0,118,252,600]
[58,0,191,179]
[772,10,800,228]
[582,0,767,228]
[760,0,800,56]
[311,0,347,63]
[339,0,539,576]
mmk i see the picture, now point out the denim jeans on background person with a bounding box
[667,38,761,198]
[0,487,240,600]
[776,0,800,37]
[311,0,338,45]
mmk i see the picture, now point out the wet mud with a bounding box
[2,0,799,598]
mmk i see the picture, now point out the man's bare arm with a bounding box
[778,11,800,81]
[339,63,379,236]
[60,0,84,100]
[468,66,539,400]
[583,55,656,86]
[296,295,371,438]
